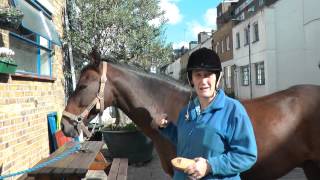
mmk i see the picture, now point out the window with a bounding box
[244,27,250,46]
[226,36,230,51]
[236,33,240,49]
[215,42,219,54]
[259,0,264,6]
[241,65,249,86]
[255,62,265,85]
[224,66,232,88]
[10,33,52,76]
[8,0,60,77]
[240,12,245,21]
[248,6,255,13]
[221,40,224,53]
[253,22,259,42]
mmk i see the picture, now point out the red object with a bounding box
[55,130,72,148]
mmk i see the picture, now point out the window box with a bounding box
[0,47,17,74]
[0,59,17,74]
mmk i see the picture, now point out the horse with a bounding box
[61,60,320,180]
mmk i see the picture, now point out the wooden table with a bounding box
[27,141,110,180]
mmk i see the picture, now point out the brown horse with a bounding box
[61,60,320,180]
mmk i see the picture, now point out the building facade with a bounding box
[0,0,66,178]
[232,10,269,98]
[233,0,320,99]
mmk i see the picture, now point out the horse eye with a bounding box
[77,85,87,91]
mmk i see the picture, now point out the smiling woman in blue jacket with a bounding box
[153,48,257,180]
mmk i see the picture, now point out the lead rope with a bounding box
[0,143,81,179]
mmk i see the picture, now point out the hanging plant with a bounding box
[0,7,24,30]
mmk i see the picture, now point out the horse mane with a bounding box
[80,63,100,75]
[81,60,192,93]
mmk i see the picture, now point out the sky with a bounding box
[158,0,222,49]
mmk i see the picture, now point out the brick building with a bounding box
[0,0,66,178]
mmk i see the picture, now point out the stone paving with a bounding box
[84,145,307,180]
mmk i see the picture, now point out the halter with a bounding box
[62,61,108,139]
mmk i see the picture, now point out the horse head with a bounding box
[61,61,113,138]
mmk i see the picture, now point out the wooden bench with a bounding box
[26,141,111,180]
[108,158,128,180]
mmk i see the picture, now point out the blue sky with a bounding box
[158,0,222,49]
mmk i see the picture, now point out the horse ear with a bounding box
[89,47,101,66]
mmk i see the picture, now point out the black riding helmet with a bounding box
[186,47,222,83]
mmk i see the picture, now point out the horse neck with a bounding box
[107,63,191,124]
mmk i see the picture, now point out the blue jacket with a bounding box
[160,89,257,180]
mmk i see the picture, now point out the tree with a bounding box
[65,0,172,71]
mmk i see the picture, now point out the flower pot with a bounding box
[101,128,153,164]
[0,60,17,74]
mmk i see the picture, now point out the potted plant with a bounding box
[0,7,24,30]
[0,47,17,74]
[101,107,154,164]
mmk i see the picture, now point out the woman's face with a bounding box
[191,70,217,102]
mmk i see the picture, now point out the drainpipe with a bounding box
[248,23,253,99]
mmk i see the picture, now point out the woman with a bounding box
[153,48,257,180]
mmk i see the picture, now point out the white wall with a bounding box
[273,0,320,90]
[302,0,320,86]
[165,58,181,80]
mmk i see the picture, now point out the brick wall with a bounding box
[0,0,66,179]
[212,21,235,63]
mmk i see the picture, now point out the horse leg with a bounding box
[302,160,320,180]
[151,135,175,176]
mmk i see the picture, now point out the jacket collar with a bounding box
[193,89,225,115]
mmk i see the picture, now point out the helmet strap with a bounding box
[187,73,192,86]
[216,71,223,90]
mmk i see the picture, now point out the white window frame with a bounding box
[226,36,230,51]
[259,0,264,6]
[215,42,219,54]
[255,62,265,85]
[241,65,249,86]
[221,40,224,53]
[224,66,232,88]
[236,33,240,49]
[253,22,259,42]
[244,27,249,46]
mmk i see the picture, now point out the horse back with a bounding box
[240,85,320,179]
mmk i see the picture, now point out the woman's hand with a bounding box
[151,113,168,129]
[184,157,211,179]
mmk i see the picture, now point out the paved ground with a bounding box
[84,146,307,180]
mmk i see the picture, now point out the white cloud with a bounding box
[172,41,189,49]
[204,8,217,27]
[187,21,212,39]
[185,8,217,41]
[159,0,182,25]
